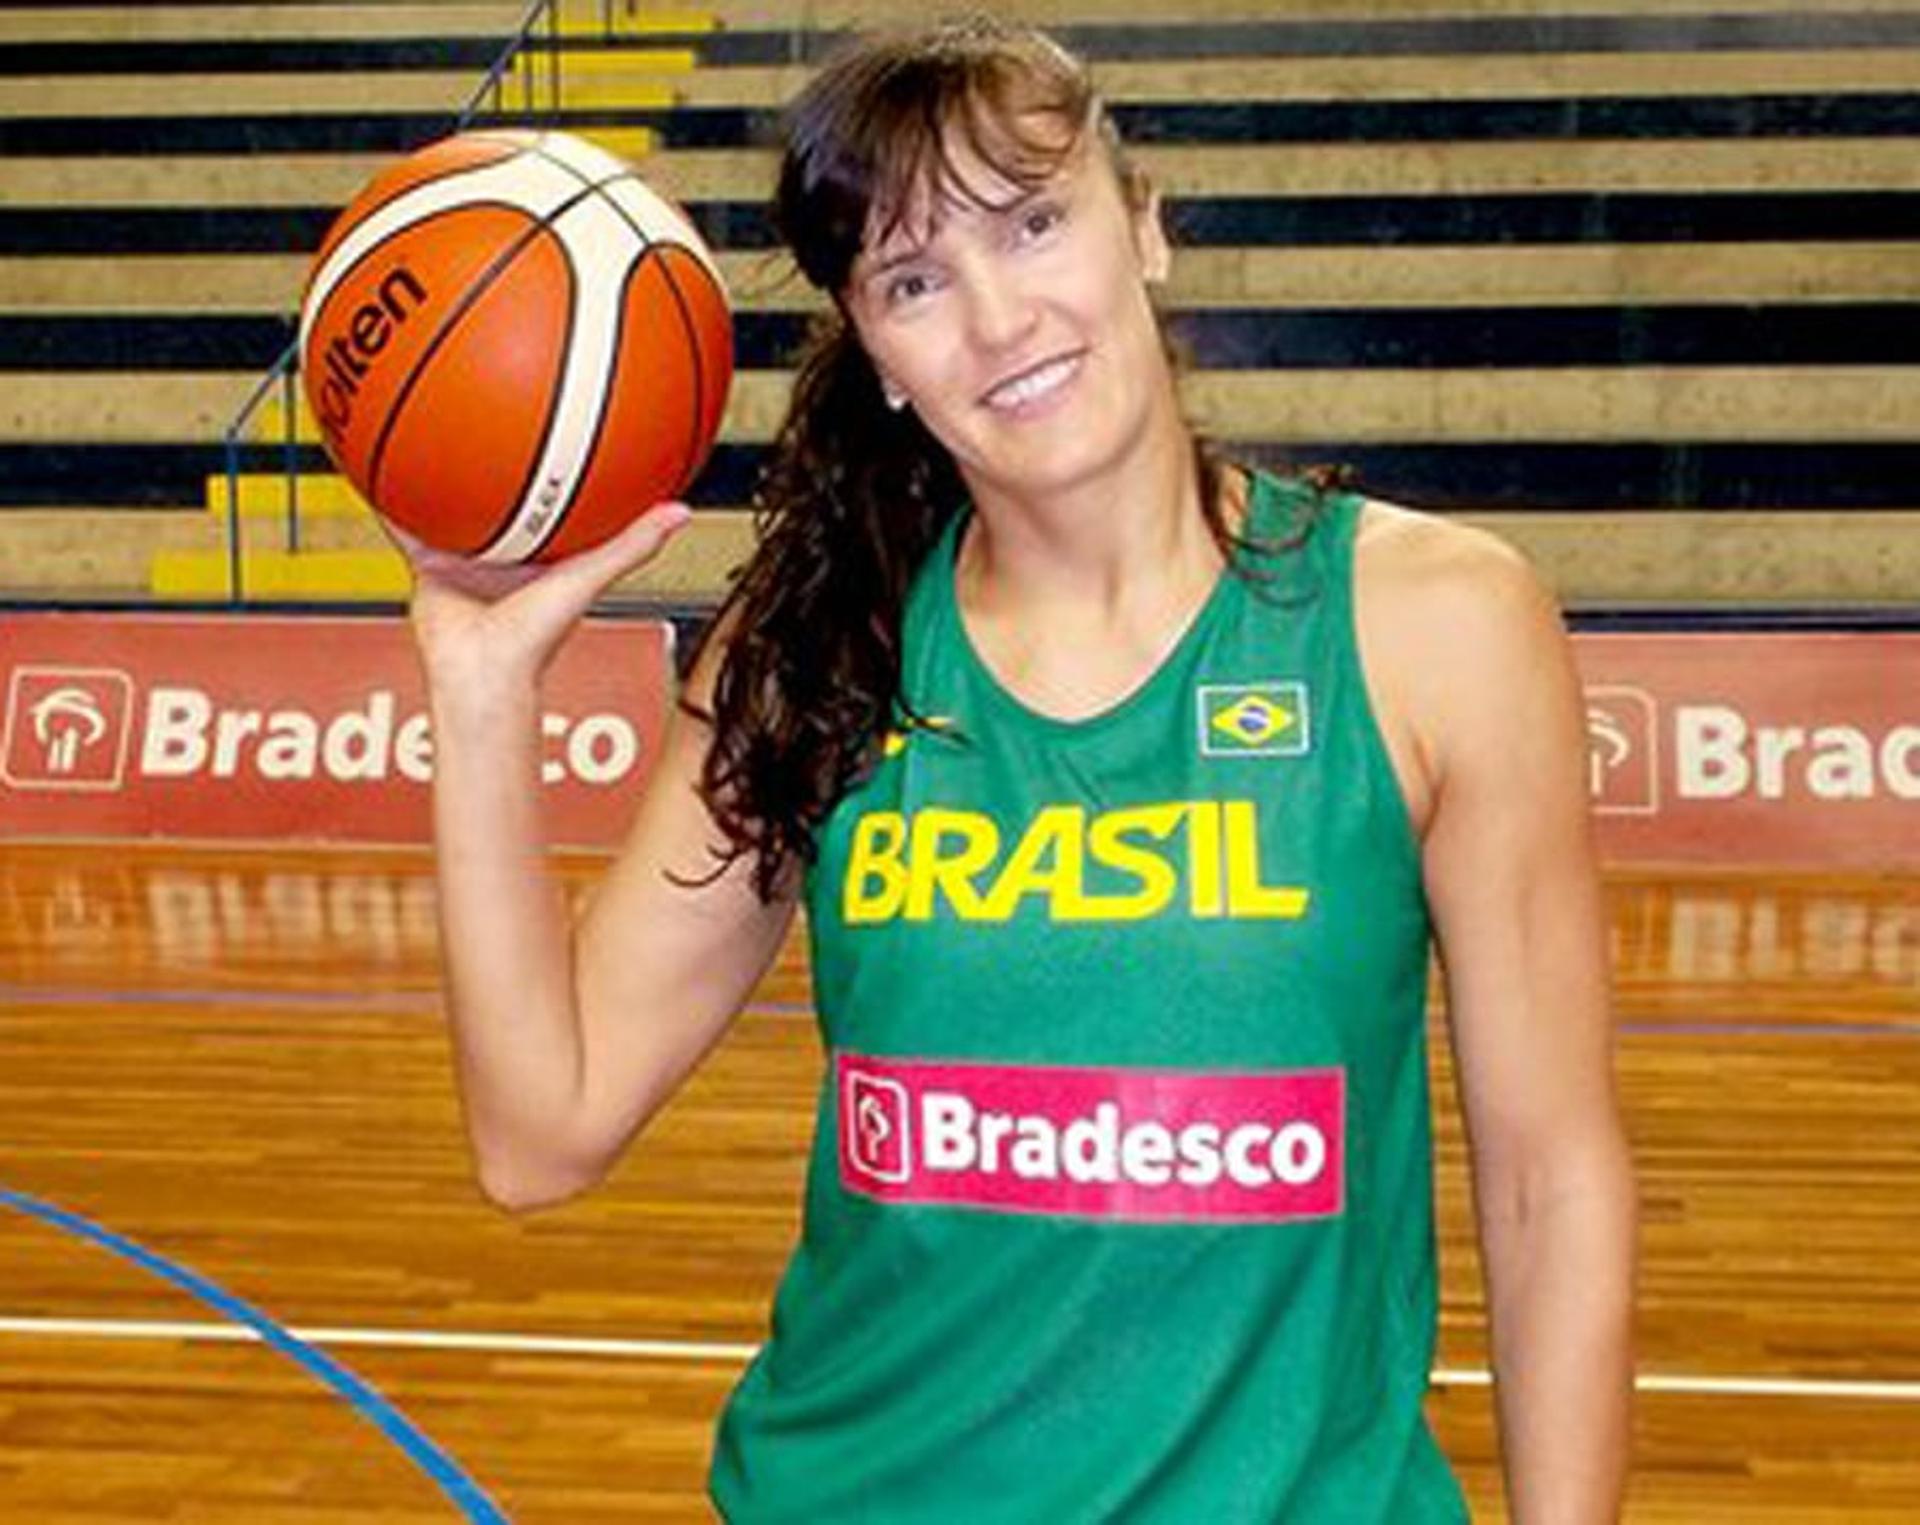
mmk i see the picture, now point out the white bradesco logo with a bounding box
[136,686,639,786]
[1,666,135,791]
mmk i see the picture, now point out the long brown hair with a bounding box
[682,15,1347,902]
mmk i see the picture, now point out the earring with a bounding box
[882,382,907,412]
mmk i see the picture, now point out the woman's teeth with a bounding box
[985,356,1079,410]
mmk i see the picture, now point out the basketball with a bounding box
[297,129,732,564]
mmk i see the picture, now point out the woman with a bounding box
[403,17,1636,1522]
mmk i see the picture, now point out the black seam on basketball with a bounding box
[516,136,628,198]
[490,154,668,555]
[514,159,721,549]
[484,250,579,559]
[521,152,676,267]
[309,197,533,361]
[641,246,722,494]
[504,183,704,558]
[519,250,642,562]
[303,140,536,309]
[365,183,603,535]
[560,172,723,497]
[527,157,724,498]
[523,149,717,270]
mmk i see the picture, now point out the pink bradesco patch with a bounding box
[838,1051,1345,1223]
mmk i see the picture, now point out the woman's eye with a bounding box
[885,271,932,306]
[1019,204,1064,241]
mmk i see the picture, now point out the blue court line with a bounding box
[0,1185,506,1523]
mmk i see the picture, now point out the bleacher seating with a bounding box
[1,0,1916,607]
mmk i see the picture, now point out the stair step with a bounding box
[151,547,408,601]
[203,472,374,519]
[491,65,680,108]
[551,7,718,38]
[513,45,699,75]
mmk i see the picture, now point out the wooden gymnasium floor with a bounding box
[0,840,1915,1521]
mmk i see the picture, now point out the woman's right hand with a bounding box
[390,502,695,697]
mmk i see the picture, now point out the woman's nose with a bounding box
[959,261,1037,353]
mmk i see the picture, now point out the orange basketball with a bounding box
[298,129,732,563]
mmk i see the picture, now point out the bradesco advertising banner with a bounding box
[1577,632,1917,869]
[1,615,1914,864]
[0,613,669,847]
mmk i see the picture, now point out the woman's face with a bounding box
[841,118,1173,503]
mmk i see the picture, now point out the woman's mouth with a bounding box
[981,353,1084,415]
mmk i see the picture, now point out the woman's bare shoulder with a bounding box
[1351,495,1558,637]
[1348,497,1570,819]
[1353,496,1529,580]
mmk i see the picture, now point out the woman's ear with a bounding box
[1132,183,1172,286]
[869,354,908,411]
[840,296,908,410]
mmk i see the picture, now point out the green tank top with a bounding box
[709,472,1468,1523]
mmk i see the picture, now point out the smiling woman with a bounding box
[396,13,1634,1525]
[701,17,1313,897]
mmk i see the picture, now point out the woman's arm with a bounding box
[406,509,796,1212]
[1382,523,1638,1522]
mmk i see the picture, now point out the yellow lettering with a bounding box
[844,811,908,923]
[1224,800,1310,919]
[1186,800,1224,918]
[905,808,999,921]
[1082,803,1183,920]
[981,805,1084,921]
[841,800,1309,926]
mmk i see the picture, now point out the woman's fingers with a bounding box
[495,503,694,668]
[403,502,696,684]
[396,502,692,606]
[543,502,695,606]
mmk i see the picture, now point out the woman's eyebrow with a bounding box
[989,184,1044,218]
[865,240,931,279]
[860,180,1053,283]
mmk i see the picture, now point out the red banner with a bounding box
[0,613,670,848]
[1,616,1914,867]
[1576,633,1918,870]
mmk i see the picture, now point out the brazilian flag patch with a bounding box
[1197,682,1311,757]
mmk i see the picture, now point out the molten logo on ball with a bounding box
[310,265,428,453]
